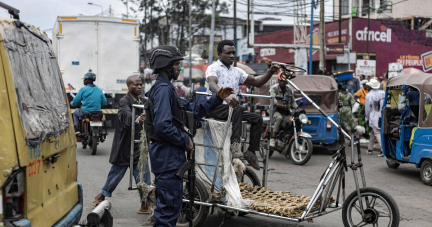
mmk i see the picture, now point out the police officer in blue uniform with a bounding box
[145,46,234,227]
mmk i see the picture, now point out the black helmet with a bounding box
[149,46,184,70]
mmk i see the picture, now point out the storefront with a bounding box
[253,18,432,77]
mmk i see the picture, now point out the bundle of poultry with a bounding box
[239,183,334,218]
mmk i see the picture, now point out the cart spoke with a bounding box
[355,220,367,227]
[378,212,391,218]
[353,203,363,215]
[367,196,377,208]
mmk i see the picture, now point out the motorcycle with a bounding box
[262,103,313,165]
[77,111,108,155]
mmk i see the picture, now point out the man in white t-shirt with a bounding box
[206,40,278,170]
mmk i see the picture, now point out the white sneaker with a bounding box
[378,152,384,157]
[270,138,276,147]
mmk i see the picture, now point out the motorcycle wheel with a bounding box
[177,178,209,227]
[342,187,400,227]
[288,137,313,165]
[91,136,98,155]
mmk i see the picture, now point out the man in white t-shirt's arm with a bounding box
[206,40,278,170]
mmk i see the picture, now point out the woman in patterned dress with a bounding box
[339,83,356,136]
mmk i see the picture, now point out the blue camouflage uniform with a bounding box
[148,75,222,227]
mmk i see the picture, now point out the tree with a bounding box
[121,0,229,58]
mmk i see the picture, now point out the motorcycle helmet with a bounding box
[83,69,96,81]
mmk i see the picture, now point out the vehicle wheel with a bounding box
[177,178,209,227]
[239,167,261,187]
[238,167,261,216]
[258,144,274,159]
[342,187,400,227]
[386,160,400,169]
[91,136,98,155]
[289,137,313,165]
[420,159,432,186]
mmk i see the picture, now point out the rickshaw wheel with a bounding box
[386,160,400,169]
[420,159,432,186]
[342,187,400,227]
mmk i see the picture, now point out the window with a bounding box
[3,24,69,144]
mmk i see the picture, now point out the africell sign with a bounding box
[356,27,392,43]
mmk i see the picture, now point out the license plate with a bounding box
[90,121,103,127]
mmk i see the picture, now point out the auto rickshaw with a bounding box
[291,75,340,152]
[382,73,432,185]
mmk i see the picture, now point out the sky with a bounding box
[3,0,334,35]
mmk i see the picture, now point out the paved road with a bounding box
[78,128,431,227]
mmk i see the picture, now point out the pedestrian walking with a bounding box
[365,79,385,156]
[347,74,360,95]
[354,80,371,137]
[92,76,152,214]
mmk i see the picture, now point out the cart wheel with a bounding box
[238,167,261,217]
[258,144,274,159]
[386,160,400,169]
[342,187,400,227]
[239,167,261,187]
[177,178,209,227]
[289,137,313,165]
[420,159,432,186]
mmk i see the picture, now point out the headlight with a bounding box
[299,114,308,124]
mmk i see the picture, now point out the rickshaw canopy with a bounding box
[292,75,339,114]
[386,73,432,128]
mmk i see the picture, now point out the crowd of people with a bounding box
[339,73,388,156]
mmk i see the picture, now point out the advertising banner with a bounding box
[356,53,376,77]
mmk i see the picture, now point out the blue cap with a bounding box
[83,72,96,80]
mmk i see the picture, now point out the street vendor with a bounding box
[145,45,234,227]
[92,76,152,214]
[206,40,278,170]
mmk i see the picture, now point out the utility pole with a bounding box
[348,0,352,70]
[319,0,325,72]
[366,4,370,53]
[188,0,192,83]
[234,0,237,67]
[308,0,314,74]
[209,0,216,64]
[338,0,342,43]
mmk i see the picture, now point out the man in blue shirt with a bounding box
[70,71,107,133]
[194,77,207,105]
[146,46,233,227]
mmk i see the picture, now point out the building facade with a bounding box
[253,18,432,77]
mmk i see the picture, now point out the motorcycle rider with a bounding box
[70,70,107,133]
[269,73,298,147]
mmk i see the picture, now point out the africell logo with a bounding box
[356,26,392,43]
